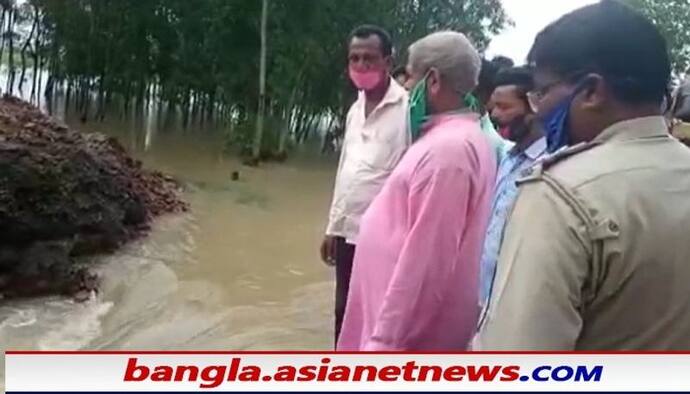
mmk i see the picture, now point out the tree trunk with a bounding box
[74,78,82,117]
[44,26,60,109]
[278,87,300,155]
[79,78,89,123]
[251,0,269,162]
[18,41,26,95]
[19,8,37,97]
[295,108,309,141]
[6,7,15,94]
[190,90,198,125]
[0,7,6,85]
[123,81,132,118]
[44,75,53,115]
[320,113,338,154]
[300,114,318,143]
[30,6,40,104]
[277,58,308,155]
[206,91,215,123]
[182,88,191,130]
[157,88,166,127]
[198,93,204,127]
[200,93,208,126]
[65,80,73,114]
[96,71,106,121]
[136,79,146,117]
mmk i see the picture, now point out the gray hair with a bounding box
[408,31,481,94]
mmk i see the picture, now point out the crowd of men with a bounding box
[320,0,690,351]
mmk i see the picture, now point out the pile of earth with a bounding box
[0,95,188,300]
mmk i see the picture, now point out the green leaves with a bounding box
[622,0,690,75]
[34,0,510,154]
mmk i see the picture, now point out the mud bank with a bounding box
[0,96,187,299]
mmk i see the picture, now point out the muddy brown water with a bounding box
[0,113,337,388]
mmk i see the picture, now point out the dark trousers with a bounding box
[334,237,355,346]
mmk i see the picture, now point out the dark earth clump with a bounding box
[0,95,188,300]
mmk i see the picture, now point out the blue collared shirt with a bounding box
[479,137,547,307]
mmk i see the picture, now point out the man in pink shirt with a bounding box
[337,31,497,351]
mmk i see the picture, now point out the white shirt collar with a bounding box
[523,137,547,160]
[355,77,407,112]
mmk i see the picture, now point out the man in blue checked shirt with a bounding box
[479,66,546,310]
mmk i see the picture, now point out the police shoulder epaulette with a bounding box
[516,142,597,185]
[516,161,543,185]
[541,142,597,170]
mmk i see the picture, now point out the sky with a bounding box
[486,0,598,64]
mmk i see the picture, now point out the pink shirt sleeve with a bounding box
[364,156,473,351]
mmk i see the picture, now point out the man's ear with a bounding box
[428,67,441,95]
[384,56,393,71]
[579,73,607,110]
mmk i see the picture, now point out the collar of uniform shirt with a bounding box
[593,116,669,144]
[524,136,547,160]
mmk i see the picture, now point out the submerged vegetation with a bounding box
[0,0,510,161]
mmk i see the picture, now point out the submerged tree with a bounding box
[12,0,511,160]
[252,0,268,164]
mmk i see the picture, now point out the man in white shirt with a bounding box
[320,25,409,344]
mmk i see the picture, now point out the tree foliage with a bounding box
[15,0,511,158]
[623,0,690,75]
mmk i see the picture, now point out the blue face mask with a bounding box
[542,95,573,153]
[541,79,590,153]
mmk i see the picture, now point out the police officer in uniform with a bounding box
[476,0,690,350]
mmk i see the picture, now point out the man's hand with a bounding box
[320,236,337,266]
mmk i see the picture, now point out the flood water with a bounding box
[0,108,338,388]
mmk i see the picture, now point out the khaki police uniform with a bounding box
[672,121,690,143]
[476,116,690,350]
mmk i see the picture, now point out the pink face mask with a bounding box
[499,126,511,139]
[348,67,383,91]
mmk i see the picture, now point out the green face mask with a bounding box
[408,75,429,142]
[408,74,481,142]
[463,93,480,112]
